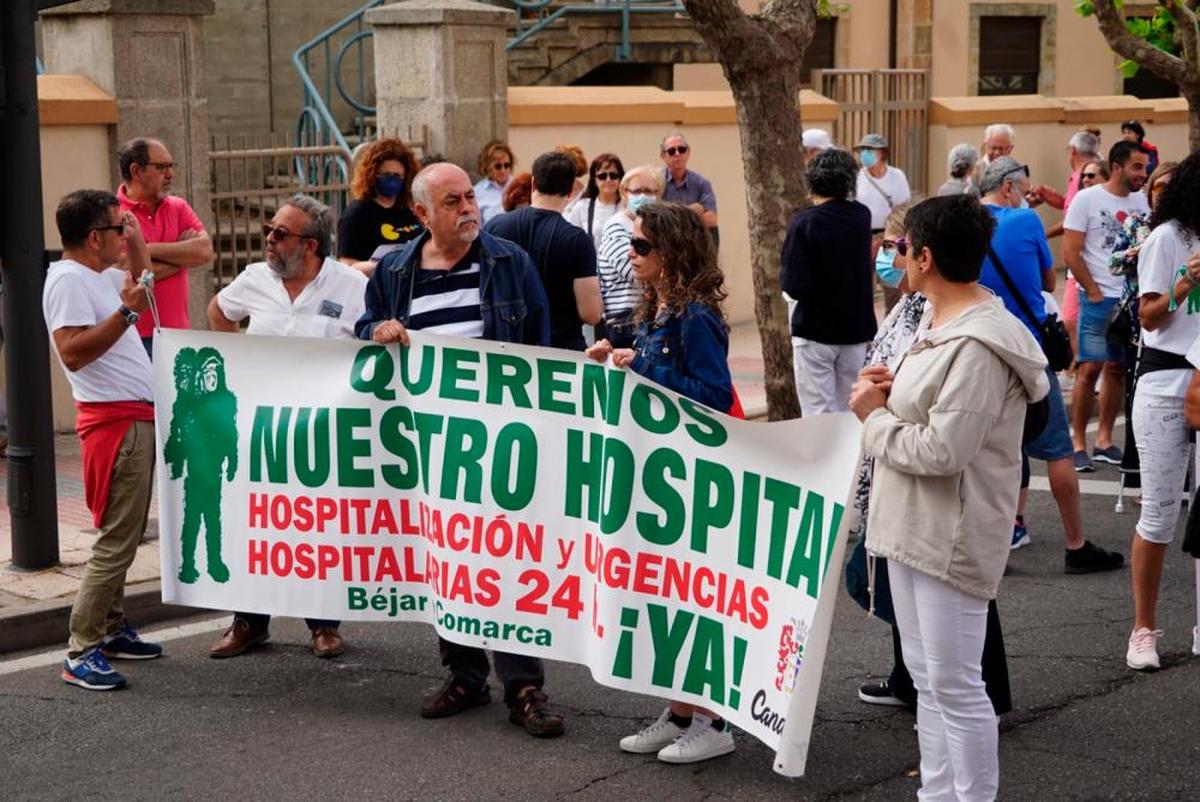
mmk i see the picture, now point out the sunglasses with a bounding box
[595,171,622,181]
[630,237,655,257]
[261,224,313,242]
[663,146,689,157]
[882,237,908,256]
[1081,172,1099,179]
[492,161,513,171]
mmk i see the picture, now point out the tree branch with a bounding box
[1159,0,1199,77]
[681,0,766,65]
[758,0,818,60]
[1093,0,1193,86]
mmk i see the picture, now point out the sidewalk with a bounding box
[0,322,771,652]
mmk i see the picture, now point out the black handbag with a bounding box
[987,245,1074,372]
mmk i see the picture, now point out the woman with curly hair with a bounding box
[474,139,516,225]
[337,138,423,275]
[1123,151,1200,671]
[585,203,734,764]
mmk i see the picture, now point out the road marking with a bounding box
[0,615,228,676]
[1084,415,1124,435]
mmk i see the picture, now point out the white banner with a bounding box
[154,329,860,775]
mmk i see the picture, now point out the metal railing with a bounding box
[292,0,384,169]
[507,1,686,61]
[291,0,688,165]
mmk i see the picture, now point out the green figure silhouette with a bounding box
[165,347,238,584]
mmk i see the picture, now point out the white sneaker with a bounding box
[619,707,684,754]
[656,715,735,764]
[1126,627,1163,671]
[1192,626,1200,657]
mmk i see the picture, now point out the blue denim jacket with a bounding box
[354,230,550,346]
[630,302,733,412]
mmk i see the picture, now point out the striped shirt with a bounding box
[597,213,641,319]
[408,245,484,339]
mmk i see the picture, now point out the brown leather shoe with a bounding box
[420,677,492,718]
[311,627,345,658]
[209,617,268,659]
[508,686,565,737]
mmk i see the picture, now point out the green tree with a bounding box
[1078,0,1200,150]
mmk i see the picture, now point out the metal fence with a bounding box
[209,126,428,289]
[811,69,929,195]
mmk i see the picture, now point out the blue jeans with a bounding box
[1076,292,1122,364]
[1025,367,1074,462]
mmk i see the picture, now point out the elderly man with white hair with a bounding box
[802,129,834,160]
[981,124,1015,166]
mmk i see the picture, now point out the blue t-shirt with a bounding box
[979,205,1053,341]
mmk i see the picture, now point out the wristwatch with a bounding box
[118,305,140,326]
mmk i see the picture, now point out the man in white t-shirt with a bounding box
[45,189,159,691]
[1063,140,1150,472]
[206,194,367,660]
[854,133,911,313]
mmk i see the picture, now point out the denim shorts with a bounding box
[1076,291,1123,364]
[1025,367,1073,462]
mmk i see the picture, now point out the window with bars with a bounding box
[978,16,1042,95]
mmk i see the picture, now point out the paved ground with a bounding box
[2,422,1198,799]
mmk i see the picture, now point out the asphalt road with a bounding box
[3,422,1199,800]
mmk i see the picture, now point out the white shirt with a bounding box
[216,257,367,339]
[1138,220,1200,397]
[564,197,620,253]
[1063,184,1150,298]
[43,259,155,402]
[855,165,911,230]
[474,178,507,226]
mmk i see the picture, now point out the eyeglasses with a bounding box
[630,237,655,257]
[882,237,908,256]
[627,187,656,196]
[92,223,126,235]
[144,161,175,172]
[595,171,621,181]
[492,161,513,171]
[662,146,689,157]
[261,224,313,242]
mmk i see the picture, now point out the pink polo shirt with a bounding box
[117,184,205,337]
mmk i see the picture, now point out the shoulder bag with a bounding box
[987,244,1074,372]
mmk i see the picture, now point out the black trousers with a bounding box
[887,599,1012,716]
[439,638,544,705]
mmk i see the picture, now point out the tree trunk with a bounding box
[1186,87,1200,153]
[725,71,806,421]
[680,0,816,421]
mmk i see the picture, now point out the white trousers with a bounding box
[890,562,998,801]
[792,337,867,415]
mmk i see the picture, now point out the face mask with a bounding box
[860,150,878,168]
[875,247,905,288]
[627,194,654,214]
[375,175,405,199]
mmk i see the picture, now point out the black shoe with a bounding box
[1065,540,1125,574]
[857,680,908,707]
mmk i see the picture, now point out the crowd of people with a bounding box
[39,119,1200,792]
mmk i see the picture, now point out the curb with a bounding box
[0,581,197,656]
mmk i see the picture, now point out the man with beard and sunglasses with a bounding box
[205,194,366,659]
[354,162,560,738]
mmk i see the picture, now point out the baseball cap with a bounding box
[855,133,889,150]
[802,129,834,151]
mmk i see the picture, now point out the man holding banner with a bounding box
[355,162,562,737]
[205,194,367,659]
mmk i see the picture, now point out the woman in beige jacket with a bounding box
[850,195,1048,801]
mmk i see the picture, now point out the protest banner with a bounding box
[154,329,861,775]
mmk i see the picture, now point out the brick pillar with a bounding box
[366,0,513,176]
